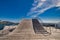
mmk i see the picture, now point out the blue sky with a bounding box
[0,0,33,22]
[0,0,60,23]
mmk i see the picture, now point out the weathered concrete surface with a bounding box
[0,19,60,40]
[0,25,17,37]
[11,19,35,34]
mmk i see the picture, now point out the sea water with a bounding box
[0,24,4,30]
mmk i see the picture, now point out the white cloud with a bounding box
[56,2,60,7]
[31,6,54,17]
[27,0,60,17]
[41,0,46,1]
[27,0,45,16]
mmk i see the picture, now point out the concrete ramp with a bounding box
[32,19,48,34]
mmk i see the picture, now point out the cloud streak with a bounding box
[27,0,60,18]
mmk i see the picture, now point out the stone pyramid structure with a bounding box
[12,19,47,34]
[0,19,49,40]
[12,19,35,34]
